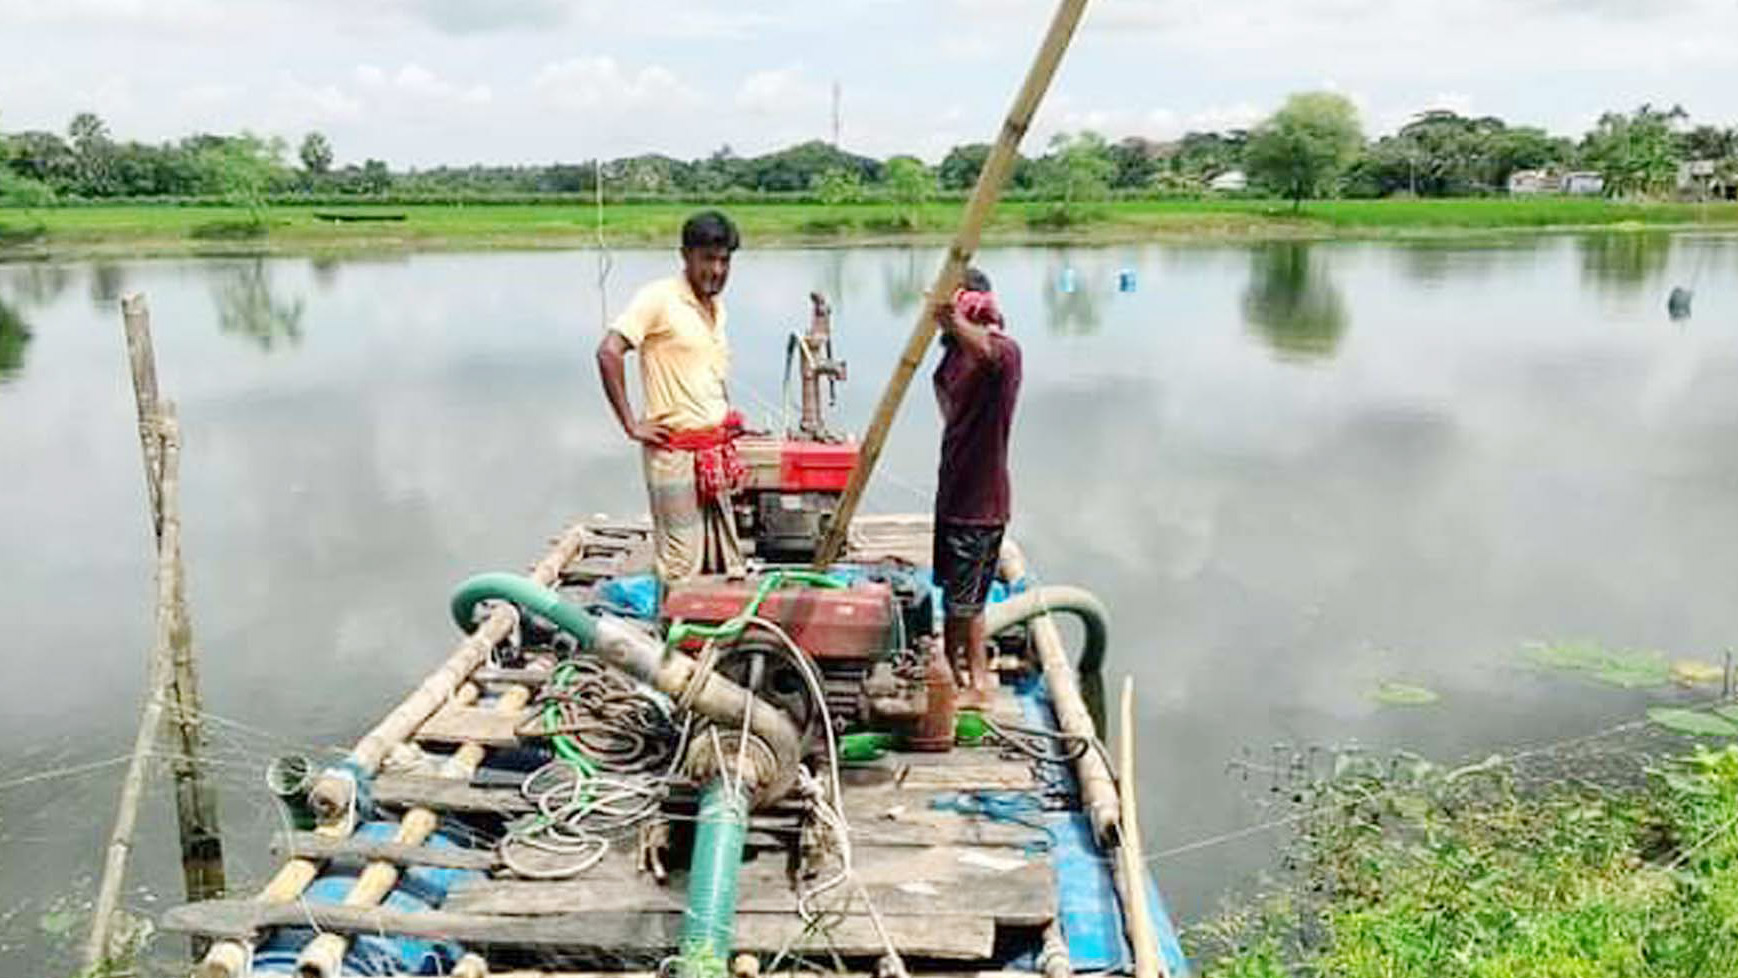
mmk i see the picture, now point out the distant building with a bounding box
[1678,159,1735,199]
[1507,169,1553,195]
[1561,171,1605,196]
[1208,169,1248,193]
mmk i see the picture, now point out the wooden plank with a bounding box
[373,774,531,814]
[161,901,996,959]
[447,846,1054,926]
[414,703,527,748]
[271,832,499,871]
[897,764,1036,792]
[472,667,557,687]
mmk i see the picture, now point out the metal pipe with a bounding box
[450,573,801,797]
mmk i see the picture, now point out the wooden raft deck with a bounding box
[166,514,1071,972]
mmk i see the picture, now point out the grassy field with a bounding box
[2,197,1736,258]
[1192,740,1738,977]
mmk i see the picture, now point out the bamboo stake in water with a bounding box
[85,416,186,969]
[813,0,1092,567]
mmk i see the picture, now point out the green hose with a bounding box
[678,777,752,978]
[451,571,599,649]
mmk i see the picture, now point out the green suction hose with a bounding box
[451,571,599,648]
[678,777,752,978]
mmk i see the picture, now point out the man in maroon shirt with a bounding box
[932,267,1022,709]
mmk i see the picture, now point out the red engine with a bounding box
[662,576,900,733]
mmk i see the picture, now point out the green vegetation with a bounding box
[3,101,1734,213]
[1245,93,1365,211]
[1194,741,1738,977]
[1522,640,1675,689]
[3,197,1736,259]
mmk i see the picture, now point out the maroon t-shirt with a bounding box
[933,331,1023,525]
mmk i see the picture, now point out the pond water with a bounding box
[2,232,1736,972]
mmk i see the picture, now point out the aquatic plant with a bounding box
[1192,743,1738,977]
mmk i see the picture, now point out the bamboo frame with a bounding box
[814,0,1092,567]
[194,527,588,978]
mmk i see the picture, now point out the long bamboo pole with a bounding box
[813,0,1092,567]
[85,416,184,971]
[998,540,1120,841]
[1118,677,1164,978]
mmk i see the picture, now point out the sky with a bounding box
[0,0,1733,168]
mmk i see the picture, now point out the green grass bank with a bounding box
[1192,741,1738,977]
[2,197,1736,259]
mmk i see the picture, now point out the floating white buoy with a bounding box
[1059,267,1076,294]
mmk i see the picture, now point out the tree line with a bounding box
[2,98,1735,212]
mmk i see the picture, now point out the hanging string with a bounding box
[595,157,613,329]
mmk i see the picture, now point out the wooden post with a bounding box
[813,0,1092,567]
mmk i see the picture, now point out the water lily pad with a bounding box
[38,909,76,936]
[1646,707,1738,737]
[1371,681,1440,706]
[1522,641,1672,689]
[1670,660,1725,686]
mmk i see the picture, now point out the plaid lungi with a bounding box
[643,444,744,583]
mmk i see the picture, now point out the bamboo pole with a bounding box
[85,416,185,971]
[122,293,165,542]
[813,0,1092,567]
[151,404,226,909]
[1117,678,1163,978]
[997,540,1120,842]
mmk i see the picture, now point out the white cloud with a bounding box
[533,57,696,111]
[735,68,826,116]
[273,75,365,125]
[393,63,491,105]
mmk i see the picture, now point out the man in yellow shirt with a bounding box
[596,211,745,584]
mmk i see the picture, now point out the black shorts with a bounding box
[933,521,1005,620]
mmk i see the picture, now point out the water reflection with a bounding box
[213,260,306,350]
[1395,240,1526,286]
[816,250,852,318]
[1578,232,1672,291]
[1042,255,1103,335]
[87,263,126,308]
[310,256,341,291]
[1241,242,1347,360]
[0,298,30,381]
[8,264,72,306]
[881,249,925,317]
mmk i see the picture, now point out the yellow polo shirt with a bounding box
[608,274,731,432]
